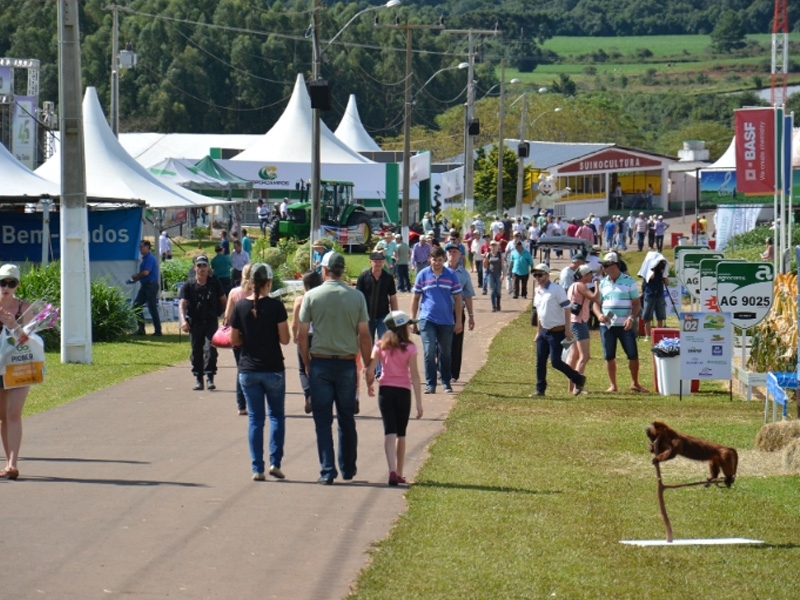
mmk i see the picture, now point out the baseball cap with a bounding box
[572,252,586,262]
[532,263,550,274]
[321,252,346,270]
[250,262,273,281]
[369,251,386,260]
[444,242,462,252]
[575,264,593,278]
[194,254,209,266]
[0,264,20,282]
[602,252,620,265]
[384,310,417,330]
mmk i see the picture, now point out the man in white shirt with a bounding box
[159,231,172,261]
[230,240,250,286]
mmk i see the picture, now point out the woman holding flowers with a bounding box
[0,264,31,480]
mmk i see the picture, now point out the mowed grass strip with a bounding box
[349,311,799,600]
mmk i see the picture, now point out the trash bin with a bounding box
[651,328,700,394]
[654,355,693,396]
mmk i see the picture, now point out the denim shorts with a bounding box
[642,295,666,322]
[570,321,590,341]
[600,325,639,361]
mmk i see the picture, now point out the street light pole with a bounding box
[308,0,400,255]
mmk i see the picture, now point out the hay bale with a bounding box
[781,438,800,474]
[754,421,800,452]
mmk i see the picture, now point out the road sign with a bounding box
[715,261,775,329]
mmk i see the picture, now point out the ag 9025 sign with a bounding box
[715,262,774,329]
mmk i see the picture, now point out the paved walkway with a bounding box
[1,279,525,599]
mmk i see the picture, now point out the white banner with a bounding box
[679,312,733,380]
[436,167,464,200]
[714,204,761,252]
[12,95,36,169]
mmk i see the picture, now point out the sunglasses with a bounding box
[0,279,19,288]
[533,273,547,278]
[602,262,617,268]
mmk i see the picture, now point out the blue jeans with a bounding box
[487,272,502,309]
[396,264,411,292]
[309,358,358,480]
[369,318,388,377]
[239,370,286,475]
[418,319,454,390]
[133,280,161,335]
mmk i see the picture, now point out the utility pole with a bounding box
[496,60,506,216]
[110,3,119,136]
[376,17,444,242]
[443,27,497,212]
[514,94,528,219]
[310,0,323,252]
[58,0,92,364]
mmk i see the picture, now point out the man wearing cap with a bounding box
[603,217,616,251]
[393,233,411,293]
[559,253,586,290]
[129,240,162,337]
[592,252,649,393]
[179,255,227,391]
[444,243,475,382]
[472,214,485,237]
[531,264,586,397]
[410,234,431,275]
[654,215,669,252]
[626,211,636,246]
[356,251,398,377]
[410,246,463,394]
[508,239,534,299]
[374,232,397,272]
[312,241,329,274]
[298,252,371,485]
[159,231,172,261]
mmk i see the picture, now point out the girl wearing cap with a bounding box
[0,264,31,479]
[565,265,600,394]
[230,263,290,481]
[365,310,422,486]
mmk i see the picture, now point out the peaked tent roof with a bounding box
[232,74,374,164]
[148,157,228,190]
[0,140,59,200]
[193,156,252,189]
[35,87,222,208]
[334,94,381,152]
[120,132,261,166]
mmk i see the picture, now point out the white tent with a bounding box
[334,94,381,152]
[148,157,228,190]
[232,74,374,164]
[0,140,59,200]
[35,87,223,208]
[121,132,260,167]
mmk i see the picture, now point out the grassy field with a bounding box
[349,309,797,599]
[540,34,800,59]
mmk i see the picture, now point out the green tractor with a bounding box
[278,180,373,249]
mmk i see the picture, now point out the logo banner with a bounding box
[734,108,775,195]
[12,95,37,169]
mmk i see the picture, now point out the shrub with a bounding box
[160,258,193,293]
[16,261,137,346]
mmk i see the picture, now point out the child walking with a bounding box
[366,310,423,486]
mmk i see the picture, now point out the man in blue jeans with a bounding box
[130,240,162,336]
[298,252,371,485]
[355,251,398,372]
[409,246,463,394]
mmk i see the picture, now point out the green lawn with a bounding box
[349,309,797,599]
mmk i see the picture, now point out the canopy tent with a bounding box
[0,139,59,201]
[334,94,381,153]
[35,87,223,208]
[193,156,253,190]
[232,74,374,164]
[148,157,228,190]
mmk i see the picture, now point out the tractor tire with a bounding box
[347,211,372,251]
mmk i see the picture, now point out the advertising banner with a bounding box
[320,222,368,247]
[715,261,774,329]
[714,205,761,251]
[681,252,724,300]
[679,312,733,380]
[12,95,37,169]
[734,107,775,195]
[0,208,142,262]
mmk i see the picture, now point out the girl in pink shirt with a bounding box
[366,310,423,486]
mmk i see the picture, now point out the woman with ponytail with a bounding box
[230,263,290,481]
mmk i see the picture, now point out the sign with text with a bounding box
[0,208,142,262]
[680,251,723,300]
[679,312,733,380]
[734,107,776,195]
[699,257,742,311]
[715,261,774,329]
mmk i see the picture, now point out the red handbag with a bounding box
[211,325,237,348]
